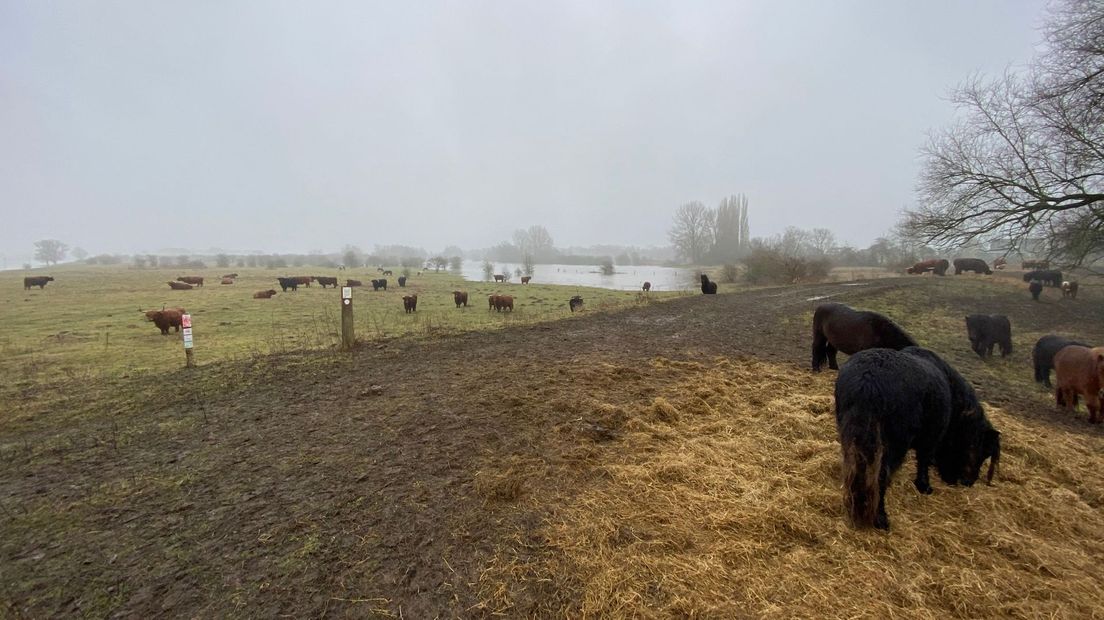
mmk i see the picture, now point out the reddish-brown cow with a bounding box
[453,291,469,308]
[1054,345,1104,423]
[168,281,194,290]
[177,276,204,287]
[494,295,514,312]
[253,289,278,299]
[403,295,418,313]
[143,308,186,335]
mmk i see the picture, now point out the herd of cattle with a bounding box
[811,298,1100,530]
[905,257,1080,302]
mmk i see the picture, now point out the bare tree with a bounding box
[33,239,68,265]
[429,256,448,272]
[513,225,555,260]
[668,201,715,263]
[449,256,463,272]
[713,194,750,261]
[72,247,88,261]
[522,253,535,277]
[808,228,837,256]
[906,0,1104,265]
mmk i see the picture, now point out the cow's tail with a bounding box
[839,405,884,528]
[811,307,827,370]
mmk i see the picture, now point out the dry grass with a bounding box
[479,357,1104,618]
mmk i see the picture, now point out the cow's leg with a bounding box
[811,331,827,371]
[827,344,839,370]
[875,461,891,530]
[912,445,936,495]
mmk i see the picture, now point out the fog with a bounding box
[1,1,1045,260]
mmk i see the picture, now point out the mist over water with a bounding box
[460,263,695,291]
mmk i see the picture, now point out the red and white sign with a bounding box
[181,314,192,328]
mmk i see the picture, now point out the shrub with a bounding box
[743,248,831,285]
[720,264,740,283]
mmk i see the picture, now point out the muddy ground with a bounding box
[2,276,1101,617]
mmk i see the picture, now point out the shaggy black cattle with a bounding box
[700,274,718,294]
[371,278,388,291]
[1033,335,1090,387]
[1029,280,1043,301]
[835,347,1000,530]
[569,295,584,312]
[811,303,918,371]
[277,277,298,292]
[23,276,54,290]
[397,276,407,287]
[314,276,338,288]
[965,314,1012,358]
[953,258,992,275]
[1023,270,1062,287]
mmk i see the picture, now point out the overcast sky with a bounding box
[1,0,1047,259]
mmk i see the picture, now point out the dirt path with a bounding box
[3,276,1092,618]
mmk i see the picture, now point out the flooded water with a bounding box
[459,263,697,291]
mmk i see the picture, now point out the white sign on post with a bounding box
[182,314,194,349]
[342,286,352,305]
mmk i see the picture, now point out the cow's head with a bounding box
[936,409,1000,486]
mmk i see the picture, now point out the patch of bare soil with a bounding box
[2,278,1102,617]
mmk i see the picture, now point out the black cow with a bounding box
[811,303,918,371]
[1023,270,1062,287]
[277,277,298,292]
[835,347,1000,530]
[371,278,388,291]
[397,276,407,287]
[569,296,584,312]
[1033,335,1090,387]
[23,276,54,290]
[700,274,718,294]
[953,258,992,275]
[965,314,1012,358]
[314,276,339,288]
[1029,280,1043,301]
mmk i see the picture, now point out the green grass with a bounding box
[0,265,684,395]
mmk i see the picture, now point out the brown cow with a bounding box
[488,294,498,310]
[906,259,949,276]
[294,276,312,287]
[177,276,204,287]
[1062,281,1079,299]
[1054,345,1104,423]
[220,277,234,285]
[143,308,185,335]
[520,276,531,284]
[315,276,338,288]
[23,276,54,290]
[403,295,418,313]
[494,274,506,282]
[453,291,469,308]
[494,295,514,312]
[642,281,652,292]
[346,279,363,287]
[253,289,278,299]
[222,273,239,279]
[168,281,194,290]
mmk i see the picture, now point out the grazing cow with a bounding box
[143,308,186,335]
[371,278,388,291]
[521,276,531,284]
[1033,335,1090,387]
[835,347,1000,529]
[811,302,918,371]
[1029,280,1043,301]
[292,276,312,288]
[453,291,469,308]
[222,273,239,279]
[700,274,718,294]
[220,277,234,285]
[382,270,393,276]
[494,274,506,283]
[346,279,362,287]
[1022,259,1050,270]
[952,258,992,275]
[569,296,584,312]
[1054,346,1104,423]
[314,276,338,288]
[494,295,514,312]
[402,295,418,313]
[168,281,194,290]
[1023,270,1062,287]
[993,257,1007,270]
[23,276,54,290]
[642,281,652,292]
[965,314,1012,358]
[1062,281,1079,299]
[906,258,949,276]
[177,276,204,287]
[277,277,298,292]
[397,276,407,287]
[253,289,278,299]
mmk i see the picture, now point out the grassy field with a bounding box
[0,264,684,383]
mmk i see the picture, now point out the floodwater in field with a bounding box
[460,263,696,291]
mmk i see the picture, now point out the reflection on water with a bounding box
[459,263,697,291]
